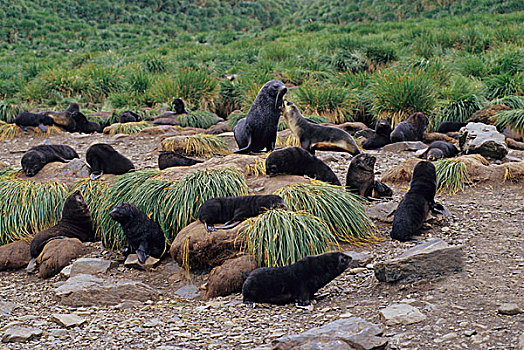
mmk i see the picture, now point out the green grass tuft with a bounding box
[178,110,219,129]
[105,121,152,135]
[161,134,230,157]
[0,121,20,140]
[495,109,524,134]
[435,158,471,194]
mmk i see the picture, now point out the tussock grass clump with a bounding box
[276,181,378,244]
[0,121,19,140]
[246,158,267,177]
[494,95,524,109]
[435,159,471,194]
[161,134,230,157]
[294,83,352,123]
[276,134,300,147]
[227,112,247,129]
[495,109,524,134]
[240,208,339,267]
[0,102,23,123]
[178,110,219,129]
[73,179,110,237]
[105,121,152,135]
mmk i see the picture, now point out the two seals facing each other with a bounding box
[234,80,287,153]
[265,147,341,186]
[420,141,459,161]
[345,153,392,199]
[362,119,392,150]
[198,195,285,232]
[282,101,360,155]
[22,144,79,177]
[242,252,351,306]
[390,112,429,143]
[86,143,134,180]
[15,112,54,132]
[158,151,203,170]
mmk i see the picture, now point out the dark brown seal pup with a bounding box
[283,101,359,155]
[265,147,341,186]
[421,141,459,161]
[109,203,166,264]
[234,80,287,153]
[345,153,393,199]
[242,252,351,306]
[436,121,467,133]
[158,151,203,170]
[233,117,248,150]
[391,161,437,242]
[152,98,188,125]
[22,144,79,177]
[15,112,54,132]
[119,111,142,123]
[390,112,429,143]
[86,144,134,180]
[172,98,187,114]
[362,119,392,150]
[198,195,285,232]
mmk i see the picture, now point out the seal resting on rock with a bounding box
[152,98,188,125]
[119,111,142,123]
[234,80,287,153]
[242,252,351,306]
[282,101,359,155]
[266,147,341,185]
[390,112,429,143]
[362,119,391,150]
[158,151,202,170]
[109,203,166,264]
[86,143,134,180]
[345,153,392,199]
[437,121,467,133]
[15,112,54,132]
[198,195,285,232]
[420,141,459,161]
[22,144,79,177]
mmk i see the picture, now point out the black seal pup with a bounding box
[362,119,392,150]
[158,151,203,170]
[15,112,54,132]
[242,252,351,307]
[437,121,467,133]
[22,144,79,177]
[172,98,187,114]
[390,161,437,242]
[119,111,142,123]
[265,147,341,186]
[198,195,285,232]
[234,80,287,153]
[109,203,166,264]
[27,191,95,273]
[86,144,134,180]
[345,153,393,199]
[420,141,459,161]
[282,101,359,155]
[390,112,429,143]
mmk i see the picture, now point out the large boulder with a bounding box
[467,104,510,126]
[18,158,90,184]
[0,240,31,271]
[382,141,427,153]
[205,255,257,299]
[459,122,508,159]
[36,238,88,279]
[380,158,422,184]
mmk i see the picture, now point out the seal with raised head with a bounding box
[86,143,134,180]
[390,161,437,242]
[198,195,285,232]
[119,111,142,123]
[390,112,429,143]
[265,147,341,186]
[158,151,203,170]
[345,153,393,199]
[242,252,351,307]
[437,121,467,133]
[283,101,359,155]
[362,119,392,150]
[421,141,459,161]
[234,80,287,153]
[22,144,79,177]
[109,203,166,264]
[15,112,54,132]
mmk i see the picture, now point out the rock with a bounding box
[423,132,457,144]
[0,302,16,316]
[272,317,387,350]
[468,104,510,125]
[336,122,369,133]
[247,175,311,195]
[380,158,422,184]
[374,238,464,283]
[48,328,68,337]
[382,141,427,153]
[124,254,161,270]
[0,240,31,271]
[54,274,158,306]
[64,158,90,178]
[459,122,508,159]
[379,303,426,326]
[519,333,524,350]
[506,137,524,150]
[37,238,88,279]
[365,201,398,223]
[2,326,42,343]
[344,251,373,268]
[355,129,376,140]
[497,303,522,315]
[175,285,201,299]
[205,255,257,299]
[139,125,195,137]
[52,314,87,328]
[70,258,113,276]
[60,265,72,279]
[206,122,232,135]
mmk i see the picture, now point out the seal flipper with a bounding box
[205,223,217,232]
[18,125,28,132]
[215,220,242,230]
[431,202,451,216]
[90,171,103,180]
[38,123,47,133]
[26,258,38,274]
[234,130,253,154]
[137,243,149,264]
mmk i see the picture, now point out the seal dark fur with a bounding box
[345,153,392,199]
[15,112,54,132]
[158,151,203,170]
[283,101,359,155]
[391,161,437,242]
[109,203,165,264]
[43,103,99,133]
[86,143,134,180]
[362,119,392,149]
[265,147,341,185]
[390,112,429,143]
[421,141,459,161]
[234,80,287,153]
[172,98,187,114]
[233,118,249,150]
[198,195,285,232]
[22,144,79,177]
[119,111,142,123]
[242,252,351,306]
[437,121,467,133]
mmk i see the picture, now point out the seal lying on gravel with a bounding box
[198,195,285,232]
[86,143,134,180]
[437,121,467,133]
[15,112,54,132]
[283,101,359,155]
[109,203,166,264]
[390,112,429,143]
[22,144,79,177]
[242,252,351,307]
[158,151,202,170]
[362,119,391,150]
[420,141,459,161]
[119,111,142,123]
[265,147,341,185]
[345,153,392,199]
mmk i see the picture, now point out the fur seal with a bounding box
[233,118,249,150]
[421,141,459,161]
[42,103,99,133]
[26,191,94,273]
[109,203,166,264]
[234,80,287,153]
[172,98,187,114]
[345,153,393,199]
[265,147,341,186]
[152,98,187,125]
[22,144,79,177]
[86,144,134,180]
[198,195,285,232]
[283,101,359,155]
[15,112,54,132]
[362,119,391,149]
[390,161,437,242]
[390,112,429,143]
[119,111,142,123]
[158,151,203,170]
[242,252,351,306]
[436,121,467,133]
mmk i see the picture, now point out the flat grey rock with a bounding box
[52,313,87,328]
[344,251,373,268]
[124,254,161,270]
[518,332,524,350]
[0,302,16,316]
[175,285,201,299]
[365,201,398,223]
[70,258,113,276]
[64,158,90,178]
[459,122,508,159]
[2,326,42,343]
[379,303,426,325]
[497,303,522,315]
[383,141,427,153]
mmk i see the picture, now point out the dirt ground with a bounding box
[0,129,523,349]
